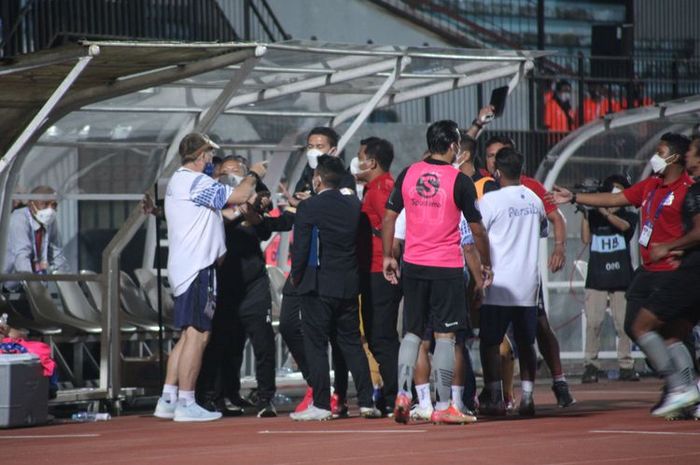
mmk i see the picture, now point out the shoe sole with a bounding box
[652,397,700,417]
[173,415,222,422]
[431,417,477,425]
[257,411,278,418]
[290,416,331,421]
[153,412,175,419]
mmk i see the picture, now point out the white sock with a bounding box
[416,383,432,409]
[178,390,195,406]
[521,381,534,395]
[554,375,566,383]
[451,385,465,410]
[162,384,178,403]
[435,401,450,411]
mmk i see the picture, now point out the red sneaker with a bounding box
[431,404,477,425]
[393,393,412,424]
[295,387,313,413]
[330,392,348,418]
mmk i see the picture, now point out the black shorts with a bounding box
[644,267,700,324]
[402,275,467,335]
[536,282,546,317]
[174,267,215,332]
[479,305,537,347]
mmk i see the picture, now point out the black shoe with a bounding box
[256,400,277,418]
[619,368,640,382]
[552,381,576,408]
[217,397,244,417]
[518,394,535,417]
[478,389,506,416]
[581,364,599,384]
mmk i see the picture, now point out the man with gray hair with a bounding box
[2,185,68,291]
[153,132,267,422]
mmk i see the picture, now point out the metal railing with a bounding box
[0,0,290,58]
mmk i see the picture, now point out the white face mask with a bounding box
[34,207,56,226]
[559,92,571,103]
[306,148,324,169]
[350,156,371,177]
[452,152,468,170]
[650,153,670,174]
[611,187,622,194]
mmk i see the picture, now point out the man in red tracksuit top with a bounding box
[382,120,491,425]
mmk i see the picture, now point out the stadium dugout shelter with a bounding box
[535,94,700,360]
[0,39,546,406]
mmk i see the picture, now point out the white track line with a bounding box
[591,429,700,436]
[0,434,100,439]
[259,429,427,434]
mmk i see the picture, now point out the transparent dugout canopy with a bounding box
[534,95,700,358]
[0,39,547,400]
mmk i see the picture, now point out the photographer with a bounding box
[579,175,639,383]
[198,184,296,418]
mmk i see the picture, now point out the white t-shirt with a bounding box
[165,168,233,296]
[394,209,406,240]
[479,185,546,307]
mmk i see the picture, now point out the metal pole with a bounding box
[537,0,545,51]
[335,56,410,153]
[154,182,164,386]
[0,46,98,176]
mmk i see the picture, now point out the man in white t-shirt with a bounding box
[153,132,267,422]
[478,147,546,418]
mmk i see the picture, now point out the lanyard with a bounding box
[643,187,673,225]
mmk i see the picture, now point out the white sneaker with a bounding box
[410,403,433,421]
[651,386,700,418]
[694,403,700,420]
[289,405,332,421]
[154,397,176,419]
[359,406,382,419]
[173,401,223,422]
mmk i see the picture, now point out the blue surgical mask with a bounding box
[203,162,215,177]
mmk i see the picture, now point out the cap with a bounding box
[179,133,220,160]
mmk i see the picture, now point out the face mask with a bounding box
[306,148,324,169]
[219,174,237,187]
[559,92,571,103]
[611,187,622,194]
[34,207,56,226]
[203,162,215,177]
[452,153,468,170]
[650,153,670,174]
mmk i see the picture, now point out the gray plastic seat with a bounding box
[133,268,174,320]
[22,281,101,334]
[55,279,137,332]
[81,270,162,332]
[0,293,61,336]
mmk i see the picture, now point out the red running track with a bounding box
[3,379,700,465]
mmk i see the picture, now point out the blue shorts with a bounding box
[479,305,537,347]
[173,267,216,332]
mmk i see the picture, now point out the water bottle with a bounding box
[71,411,111,422]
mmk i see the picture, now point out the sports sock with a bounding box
[668,342,695,389]
[416,383,432,409]
[553,375,566,383]
[432,338,455,411]
[637,332,684,390]
[521,380,534,396]
[451,385,465,410]
[178,390,196,406]
[162,384,178,403]
[398,332,422,397]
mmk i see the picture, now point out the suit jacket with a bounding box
[290,189,361,299]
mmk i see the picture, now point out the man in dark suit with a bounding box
[289,155,380,421]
